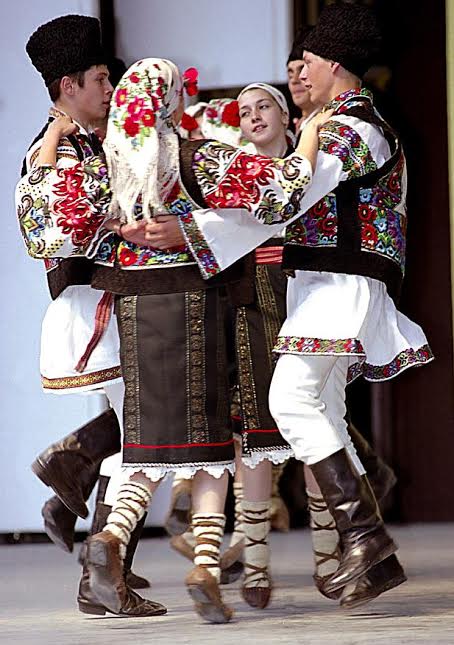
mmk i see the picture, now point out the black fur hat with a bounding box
[26,14,107,86]
[287,26,313,65]
[302,3,382,78]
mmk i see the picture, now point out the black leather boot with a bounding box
[348,422,397,505]
[78,477,151,589]
[78,562,165,617]
[82,520,165,617]
[340,553,407,609]
[310,449,397,595]
[32,409,121,518]
[42,466,99,553]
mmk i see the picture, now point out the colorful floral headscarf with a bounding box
[179,101,208,139]
[104,58,182,222]
[201,98,247,147]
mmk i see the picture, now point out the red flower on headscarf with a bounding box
[221,101,240,128]
[141,110,156,127]
[181,112,199,132]
[205,106,218,120]
[129,72,140,84]
[115,88,128,107]
[183,67,199,97]
[127,97,145,116]
[124,116,140,137]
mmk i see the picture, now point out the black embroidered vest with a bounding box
[282,106,406,304]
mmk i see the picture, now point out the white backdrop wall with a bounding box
[0,0,102,533]
[115,0,292,88]
[0,0,171,533]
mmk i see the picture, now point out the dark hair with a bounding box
[48,70,85,102]
[287,25,313,65]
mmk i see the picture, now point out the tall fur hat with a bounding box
[287,26,312,65]
[26,14,107,86]
[302,3,382,78]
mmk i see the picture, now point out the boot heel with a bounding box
[78,600,106,616]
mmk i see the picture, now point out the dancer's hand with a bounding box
[105,219,151,246]
[144,215,186,249]
[47,115,79,139]
[310,108,334,131]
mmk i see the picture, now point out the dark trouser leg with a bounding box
[348,422,397,505]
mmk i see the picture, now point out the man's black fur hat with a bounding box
[302,3,382,78]
[26,14,107,86]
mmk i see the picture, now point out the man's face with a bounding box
[299,51,334,105]
[287,59,312,112]
[73,65,113,125]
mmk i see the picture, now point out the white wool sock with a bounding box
[242,500,271,589]
[103,480,151,559]
[193,512,226,583]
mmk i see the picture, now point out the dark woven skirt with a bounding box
[116,289,235,470]
[235,264,292,456]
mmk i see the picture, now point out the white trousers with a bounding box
[269,354,365,475]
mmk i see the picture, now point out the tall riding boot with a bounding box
[340,553,407,609]
[32,408,121,518]
[348,422,397,505]
[78,498,161,616]
[41,463,100,553]
[310,449,397,595]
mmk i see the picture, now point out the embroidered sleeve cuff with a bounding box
[178,210,222,279]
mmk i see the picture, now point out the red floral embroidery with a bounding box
[181,112,199,132]
[205,106,218,120]
[361,222,378,248]
[52,190,104,247]
[53,166,84,197]
[129,72,140,84]
[359,204,373,221]
[221,101,240,128]
[115,88,128,106]
[317,218,336,235]
[206,152,274,209]
[127,97,145,116]
[119,248,139,266]
[124,116,140,137]
[141,109,156,127]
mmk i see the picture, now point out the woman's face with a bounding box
[238,89,288,147]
